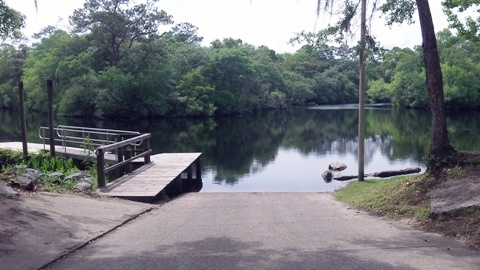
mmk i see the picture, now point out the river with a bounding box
[1,106,479,192]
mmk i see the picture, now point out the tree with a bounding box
[443,0,480,42]
[0,44,28,107]
[437,29,480,108]
[416,0,455,170]
[70,0,173,67]
[23,30,89,112]
[0,0,25,40]
[170,22,203,44]
[317,0,455,174]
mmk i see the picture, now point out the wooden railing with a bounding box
[39,125,152,188]
[96,133,152,187]
[38,125,141,151]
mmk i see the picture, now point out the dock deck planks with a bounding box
[97,153,202,197]
[0,142,117,163]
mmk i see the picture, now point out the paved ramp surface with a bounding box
[46,193,480,270]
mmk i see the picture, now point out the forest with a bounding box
[0,0,479,119]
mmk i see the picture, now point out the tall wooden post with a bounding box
[357,0,367,181]
[18,81,28,160]
[96,148,106,187]
[47,79,55,157]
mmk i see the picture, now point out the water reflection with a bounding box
[1,108,480,192]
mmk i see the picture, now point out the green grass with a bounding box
[334,176,431,221]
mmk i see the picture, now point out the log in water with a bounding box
[333,167,422,181]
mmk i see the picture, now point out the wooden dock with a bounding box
[97,153,202,198]
[1,142,202,199]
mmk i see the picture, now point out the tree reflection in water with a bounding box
[1,107,479,191]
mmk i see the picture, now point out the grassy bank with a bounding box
[334,171,480,250]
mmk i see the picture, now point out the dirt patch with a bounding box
[429,170,480,214]
[422,153,480,250]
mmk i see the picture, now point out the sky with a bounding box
[6,0,450,53]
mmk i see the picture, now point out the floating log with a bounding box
[333,167,421,181]
[370,167,421,178]
[334,175,359,181]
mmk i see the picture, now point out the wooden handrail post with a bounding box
[124,146,132,174]
[145,137,151,164]
[97,148,106,187]
[117,142,124,176]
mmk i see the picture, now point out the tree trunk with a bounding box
[415,0,455,173]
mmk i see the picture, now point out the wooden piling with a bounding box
[96,148,106,187]
[195,158,202,180]
[47,79,55,157]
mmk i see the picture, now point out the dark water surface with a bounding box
[1,107,479,192]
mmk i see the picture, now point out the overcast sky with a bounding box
[6,0,450,53]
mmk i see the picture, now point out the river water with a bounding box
[1,106,479,192]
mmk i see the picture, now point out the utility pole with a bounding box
[358,0,367,181]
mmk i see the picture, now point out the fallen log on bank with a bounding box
[333,167,422,181]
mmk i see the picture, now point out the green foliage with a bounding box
[70,0,173,67]
[95,67,143,118]
[0,148,23,170]
[58,80,97,116]
[442,63,480,107]
[367,79,392,103]
[443,0,480,42]
[23,30,87,112]
[0,44,27,108]
[169,22,203,44]
[1,150,87,193]
[25,152,77,174]
[380,0,416,26]
[176,68,216,116]
[0,0,476,117]
[0,1,25,40]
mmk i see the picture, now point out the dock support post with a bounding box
[47,79,55,157]
[195,158,202,180]
[97,148,106,187]
[172,175,182,195]
[18,81,28,160]
[186,165,193,181]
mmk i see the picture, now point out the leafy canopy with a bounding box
[0,0,25,40]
